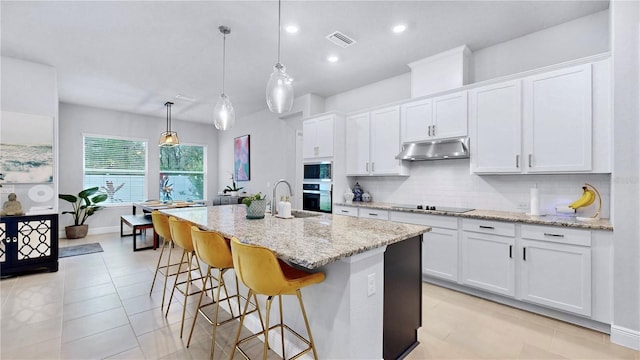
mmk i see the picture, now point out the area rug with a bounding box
[59,243,104,258]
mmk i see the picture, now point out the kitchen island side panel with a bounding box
[384,234,423,359]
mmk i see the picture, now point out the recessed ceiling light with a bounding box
[285,25,299,33]
[327,56,339,63]
[392,24,407,33]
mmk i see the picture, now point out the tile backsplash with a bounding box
[350,159,611,218]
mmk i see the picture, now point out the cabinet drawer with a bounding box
[390,211,458,229]
[359,209,389,220]
[462,219,515,237]
[521,225,591,246]
[333,205,358,217]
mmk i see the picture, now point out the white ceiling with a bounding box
[1,1,608,124]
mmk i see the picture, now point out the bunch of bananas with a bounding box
[568,186,596,209]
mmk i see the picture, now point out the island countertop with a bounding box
[161,205,431,269]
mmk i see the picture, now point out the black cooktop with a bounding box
[393,204,475,213]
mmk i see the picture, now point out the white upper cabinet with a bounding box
[523,64,592,172]
[345,112,370,175]
[346,106,408,176]
[401,90,468,143]
[470,60,610,174]
[470,80,522,173]
[303,115,334,159]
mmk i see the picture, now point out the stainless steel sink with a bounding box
[291,210,322,218]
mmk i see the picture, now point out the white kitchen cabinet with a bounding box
[333,205,358,217]
[303,115,334,159]
[470,60,611,175]
[470,80,522,173]
[523,64,592,172]
[389,211,460,282]
[519,225,592,316]
[358,208,389,220]
[461,220,516,297]
[400,91,468,143]
[346,106,408,176]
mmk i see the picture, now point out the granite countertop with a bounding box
[161,205,430,269]
[336,201,613,231]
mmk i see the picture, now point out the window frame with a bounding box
[158,142,207,202]
[82,133,149,207]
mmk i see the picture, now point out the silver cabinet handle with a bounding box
[516,155,520,168]
[479,225,495,230]
[371,162,375,172]
[341,210,349,213]
[544,233,565,238]
[366,162,369,172]
[428,125,432,136]
[528,154,532,168]
[509,245,513,259]
[369,213,378,216]
[432,125,436,136]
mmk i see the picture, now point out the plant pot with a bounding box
[228,191,239,197]
[245,199,267,219]
[65,224,88,239]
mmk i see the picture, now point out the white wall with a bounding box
[58,103,219,232]
[216,107,301,206]
[471,10,610,82]
[0,56,58,213]
[610,0,640,349]
[324,73,411,113]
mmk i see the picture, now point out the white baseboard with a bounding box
[59,226,125,239]
[611,325,640,350]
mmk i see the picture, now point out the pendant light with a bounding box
[266,0,294,114]
[214,25,235,131]
[158,101,179,147]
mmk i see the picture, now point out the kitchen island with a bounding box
[162,205,430,359]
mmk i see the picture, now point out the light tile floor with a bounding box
[1,232,638,360]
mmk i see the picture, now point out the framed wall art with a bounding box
[0,111,54,183]
[234,134,250,181]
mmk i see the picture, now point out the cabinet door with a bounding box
[432,91,468,140]
[370,106,401,175]
[401,98,432,143]
[302,119,318,159]
[470,80,522,173]
[422,227,458,282]
[316,116,334,158]
[520,239,591,316]
[523,64,592,172]
[0,221,6,265]
[461,232,515,297]
[346,112,371,175]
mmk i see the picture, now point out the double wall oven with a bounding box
[302,162,332,213]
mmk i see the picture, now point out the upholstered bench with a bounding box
[120,214,158,251]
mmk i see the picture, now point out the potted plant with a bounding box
[224,173,244,197]
[59,186,108,239]
[242,192,267,219]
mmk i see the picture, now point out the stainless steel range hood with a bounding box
[395,137,470,161]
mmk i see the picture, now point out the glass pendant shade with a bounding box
[159,101,179,147]
[266,63,294,114]
[158,131,179,147]
[213,93,235,131]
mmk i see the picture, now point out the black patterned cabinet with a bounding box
[0,214,59,277]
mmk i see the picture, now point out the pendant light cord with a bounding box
[277,0,281,64]
[167,103,171,132]
[222,32,226,94]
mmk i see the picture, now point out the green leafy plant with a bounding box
[59,186,108,226]
[242,192,266,207]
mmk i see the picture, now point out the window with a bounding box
[159,145,206,202]
[84,135,147,204]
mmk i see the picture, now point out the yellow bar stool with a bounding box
[229,237,325,360]
[166,216,207,338]
[150,211,183,310]
[186,227,264,359]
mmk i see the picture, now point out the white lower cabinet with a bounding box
[389,212,460,282]
[461,227,516,297]
[519,226,592,316]
[333,205,358,217]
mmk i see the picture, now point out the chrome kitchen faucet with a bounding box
[271,179,293,216]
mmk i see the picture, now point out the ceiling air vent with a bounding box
[326,31,356,48]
